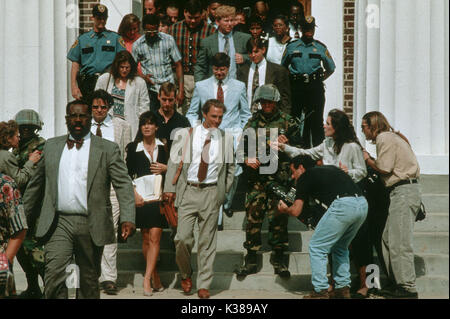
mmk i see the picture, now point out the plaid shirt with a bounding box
[169,20,216,75]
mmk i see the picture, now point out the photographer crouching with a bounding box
[277,155,368,299]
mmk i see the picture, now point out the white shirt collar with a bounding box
[136,138,164,152]
[92,114,112,127]
[252,58,267,69]
[214,75,230,85]
[219,30,232,39]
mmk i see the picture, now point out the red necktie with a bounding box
[197,133,211,182]
[67,138,84,150]
[95,123,102,137]
[217,80,224,103]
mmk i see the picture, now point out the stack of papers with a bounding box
[134,175,162,202]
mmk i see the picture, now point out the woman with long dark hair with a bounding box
[95,50,150,137]
[126,111,168,296]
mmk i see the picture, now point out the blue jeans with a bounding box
[309,196,368,292]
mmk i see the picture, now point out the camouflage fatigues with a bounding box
[0,174,28,297]
[12,136,45,277]
[238,110,301,252]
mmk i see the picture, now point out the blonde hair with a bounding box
[362,111,410,144]
[118,14,140,38]
[215,5,236,20]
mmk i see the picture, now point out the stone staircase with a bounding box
[117,175,449,298]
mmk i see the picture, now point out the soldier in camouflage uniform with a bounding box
[235,84,301,278]
[12,110,45,299]
[0,173,28,298]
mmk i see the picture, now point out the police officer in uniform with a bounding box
[235,84,301,279]
[67,4,127,100]
[12,109,45,299]
[282,16,335,148]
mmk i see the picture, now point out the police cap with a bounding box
[253,84,281,102]
[301,16,316,29]
[92,4,108,18]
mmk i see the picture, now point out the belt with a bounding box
[56,211,87,217]
[290,71,323,84]
[187,182,217,189]
[387,179,418,192]
[336,193,361,199]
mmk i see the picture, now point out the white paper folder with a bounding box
[134,174,162,202]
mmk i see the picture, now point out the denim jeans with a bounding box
[309,196,368,292]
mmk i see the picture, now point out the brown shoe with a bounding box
[332,286,351,299]
[303,289,330,299]
[197,289,210,299]
[181,278,192,294]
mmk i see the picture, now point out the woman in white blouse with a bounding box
[266,15,292,65]
[273,108,371,298]
[95,51,150,138]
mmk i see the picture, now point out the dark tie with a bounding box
[95,123,102,137]
[67,138,84,150]
[252,64,259,102]
[197,133,211,182]
[217,80,224,103]
[95,123,103,137]
[224,36,230,56]
[294,31,300,39]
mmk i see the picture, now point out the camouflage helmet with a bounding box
[14,109,44,130]
[253,84,281,102]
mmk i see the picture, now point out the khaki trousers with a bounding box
[382,183,421,292]
[174,184,220,290]
[177,75,195,116]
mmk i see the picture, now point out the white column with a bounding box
[101,0,141,32]
[312,0,344,120]
[354,0,449,174]
[0,0,76,138]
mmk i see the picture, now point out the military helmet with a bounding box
[14,109,44,130]
[253,84,281,102]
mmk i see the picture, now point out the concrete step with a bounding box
[421,194,449,214]
[117,271,449,298]
[419,175,449,195]
[415,213,449,232]
[118,249,448,277]
[413,232,449,254]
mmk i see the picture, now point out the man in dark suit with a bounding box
[23,100,136,299]
[237,38,291,114]
[194,5,251,82]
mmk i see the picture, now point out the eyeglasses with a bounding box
[92,105,109,110]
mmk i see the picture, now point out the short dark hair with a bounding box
[211,52,230,68]
[184,0,204,15]
[134,111,159,142]
[159,14,171,27]
[159,82,177,96]
[291,155,316,170]
[110,50,138,80]
[272,14,289,27]
[248,14,264,27]
[142,14,160,27]
[246,37,268,53]
[88,89,114,108]
[66,100,91,115]
[202,99,227,115]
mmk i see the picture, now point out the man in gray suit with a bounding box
[23,100,136,299]
[163,99,235,299]
[194,5,251,82]
[89,90,132,295]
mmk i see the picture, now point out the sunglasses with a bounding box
[92,105,109,110]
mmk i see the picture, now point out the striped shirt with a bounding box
[132,33,182,92]
[169,20,216,75]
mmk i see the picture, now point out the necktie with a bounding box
[95,123,102,137]
[295,31,300,39]
[217,80,224,103]
[252,64,259,102]
[224,36,230,56]
[67,138,84,150]
[197,133,211,182]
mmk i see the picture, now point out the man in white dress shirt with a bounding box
[23,100,135,299]
[89,90,132,295]
[163,99,235,299]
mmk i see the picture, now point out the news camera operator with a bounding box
[278,155,368,299]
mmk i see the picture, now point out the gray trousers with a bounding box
[44,214,103,299]
[175,184,220,290]
[177,75,195,116]
[382,183,421,292]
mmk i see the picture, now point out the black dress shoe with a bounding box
[18,287,43,299]
[224,208,233,218]
[218,224,224,231]
[101,281,118,295]
[384,287,418,299]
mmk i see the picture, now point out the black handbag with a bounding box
[416,202,426,222]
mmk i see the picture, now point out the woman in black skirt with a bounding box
[126,111,168,296]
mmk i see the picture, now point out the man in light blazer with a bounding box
[23,100,136,299]
[163,99,235,299]
[194,5,251,82]
[187,52,250,228]
[89,90,133,295]
[237,37,292,114]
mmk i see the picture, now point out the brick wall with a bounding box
[343,0,355,119]
[79,0,100,34]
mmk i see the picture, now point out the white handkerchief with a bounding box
[134,175,162,202]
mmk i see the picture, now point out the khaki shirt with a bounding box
[375,131,420,187]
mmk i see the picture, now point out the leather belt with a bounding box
[187,182,217,189]
[290,70,323,84]
[336,193,361,199]
[387,179,418,192]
